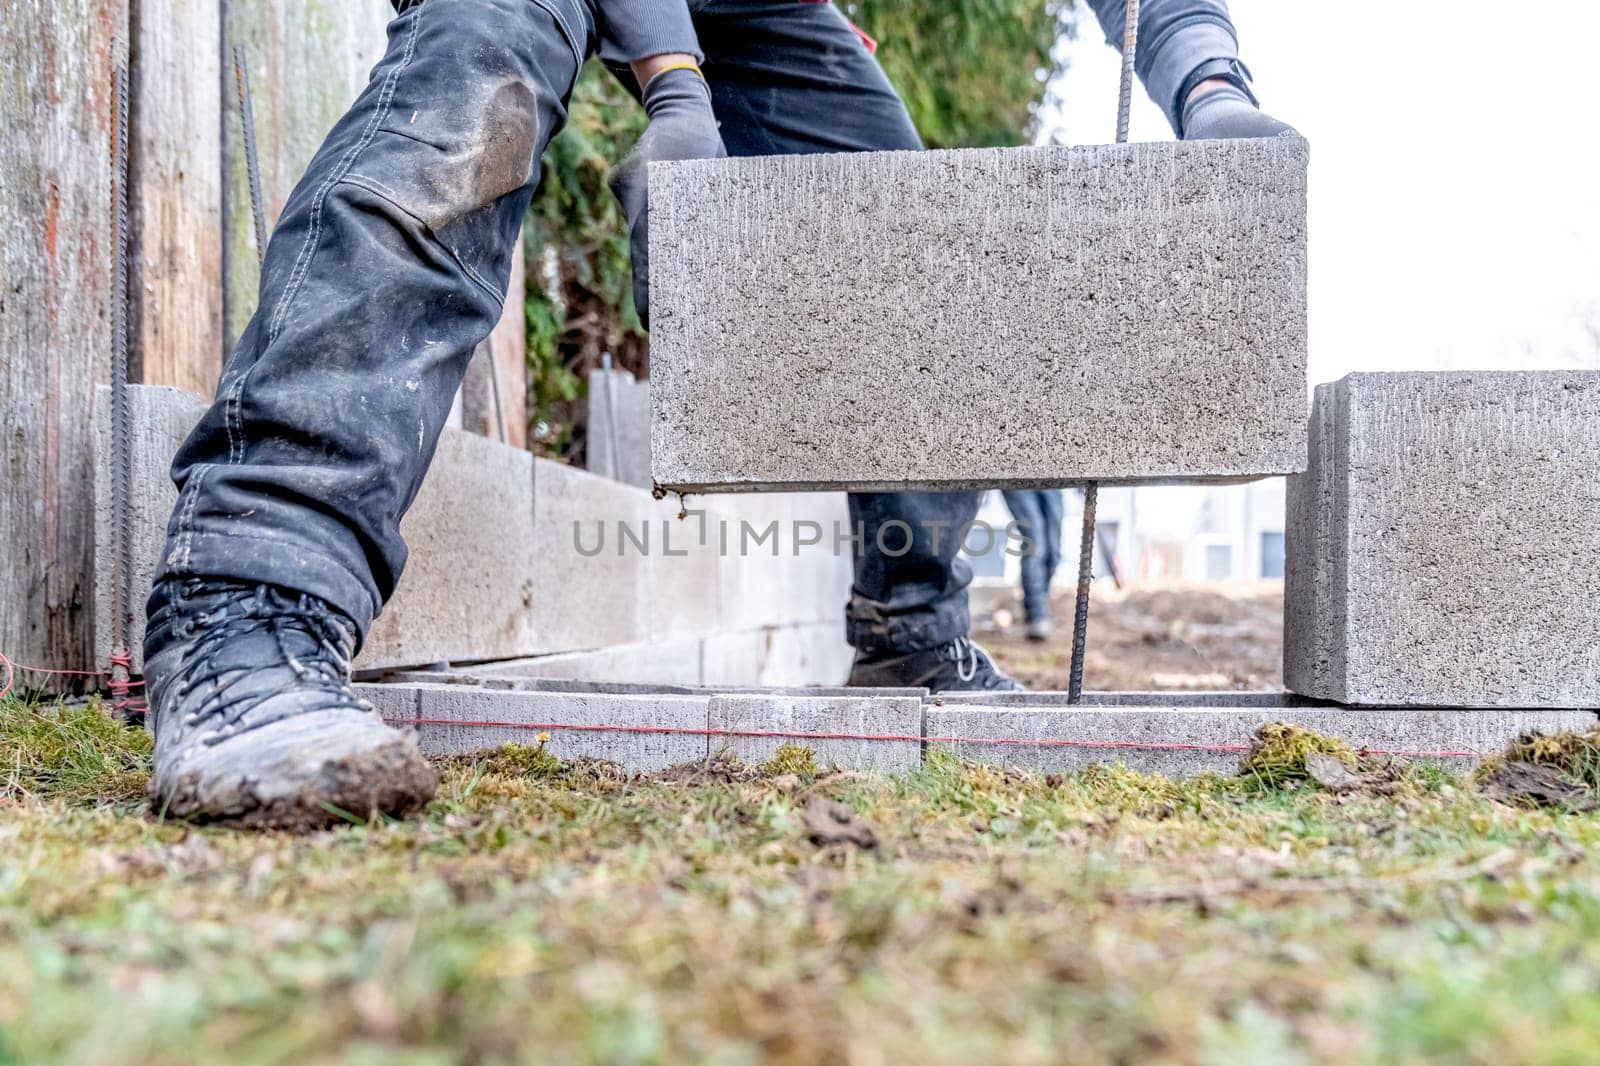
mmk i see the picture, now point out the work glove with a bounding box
[609,67,727,327]
[1179,82,1298,141]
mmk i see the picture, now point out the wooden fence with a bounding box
[1,0,527,681]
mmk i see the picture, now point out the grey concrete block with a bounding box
[586,367,653,490]
[650,138,1309,492]
[927,705,1597,777]
[1285,372,1600,708]
[530,458,651,654]
[95,385,208,670]
[473,637,707,686]
[758,622,854,687]
[408,685,710,770]
[359,429,538,670]
[935,691,1304,707]
[709,694,923,771]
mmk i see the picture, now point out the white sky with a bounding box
[1039,0,1600,381]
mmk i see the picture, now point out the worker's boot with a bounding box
[1025,617,1053,643]
[848,636,1023,693]
[143,579,436,830]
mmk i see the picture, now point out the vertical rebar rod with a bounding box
[232,45,267,264]
[485,338,509,444]
[1069,0,1140,703]
[1067,485,1097,704]
[600,352,622,482]
[1115,0,1141,144]
[110,50,134,688]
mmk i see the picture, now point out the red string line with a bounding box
[0,650,147,715]
[382,716,1487,760]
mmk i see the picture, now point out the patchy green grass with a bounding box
[3,694,1600,1064]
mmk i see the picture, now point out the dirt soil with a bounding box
[975,580,1284,692]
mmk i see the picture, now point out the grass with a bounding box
[3,693,1600,1064]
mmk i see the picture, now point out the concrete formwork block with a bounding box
[646,493,721,640]
[1285,372,1600,708]
[650,138,1309,492]
[531,458,651,654]
[94,385,208,671]
[758,622,854,688]
[360,430,538,670]
[409,685,710,769]
[471,637,707,686]
[709,694,923,771]
[927,705,1597,777]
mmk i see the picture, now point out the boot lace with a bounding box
[165,585,366,745]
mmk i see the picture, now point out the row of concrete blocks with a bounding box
[356,680,1596,778]
[95,386,853,675]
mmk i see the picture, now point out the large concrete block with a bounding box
[927,704,1596,777]
[95,385,208,669]
[709,694,922,771]
[472,637,707,686]
[531,458,651,653]
[406,685,710,770]
[650,138,1309,492]
[1285,372,1600,708]
[360,430,538,670]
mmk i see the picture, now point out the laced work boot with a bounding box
[143,580,437,829]
[847,636,1023,693]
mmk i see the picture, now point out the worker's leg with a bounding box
[1038,489,1066,588]
[157,0,589,638]
[1003,491,1052,626]
[143,0,593,829]
[683,1,1011,688]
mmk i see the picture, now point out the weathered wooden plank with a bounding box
[462,235,530,447]
[222,0,392,350]
[130,0,224,398]
[0,0,126,680]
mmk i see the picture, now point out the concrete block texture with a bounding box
[927,706,1596,777]
[1284,372,1600,708]
[649,137,1309,492]
[586,367,653,490]
[359,430,538,670]
[405,685,710,770]
[709,694,922,771]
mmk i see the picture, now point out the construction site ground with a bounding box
[6,668,1600,1063]
[977,580,1286,692]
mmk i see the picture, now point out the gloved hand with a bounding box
[609,67,727,327]
[1180,81,1298,141]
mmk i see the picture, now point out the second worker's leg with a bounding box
[691,0,1017,691]
[143,0,592,829]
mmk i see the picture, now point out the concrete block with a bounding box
[758,622,854,687]
[586,367,653,490]
[1285,372,1600,708]
[709,694,923,771]
[95,385,207,670]
[650,138,1309,492]
[926,704,1597,777]
[408,685,710,770]
[359,429,538,670]
[646,493,721,640]
[934,691,1303,707]
[472,637,706,686]
[531,458,650,654]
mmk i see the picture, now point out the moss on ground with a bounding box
[3,695,1600,1063]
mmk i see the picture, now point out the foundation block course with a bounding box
[925,705,1597,777]
[708,694,923,771]
[1284,372,1600,708]
[649,137,1309,492]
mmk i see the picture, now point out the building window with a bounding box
[1260,531,1286,579]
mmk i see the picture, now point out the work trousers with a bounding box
[155,0,978,655]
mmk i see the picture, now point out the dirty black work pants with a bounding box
[156,0,976,655]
